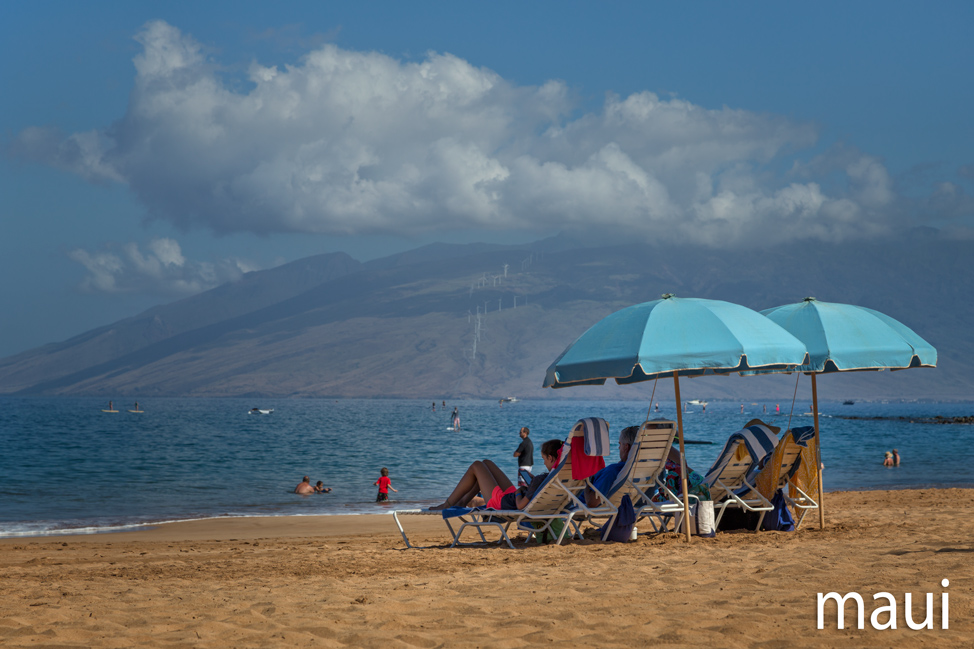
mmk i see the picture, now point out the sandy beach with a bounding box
[2,489,972,648]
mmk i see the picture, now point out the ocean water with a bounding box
[1,396,972,538]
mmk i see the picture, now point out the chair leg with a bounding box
[555,515,574,545]
[713,502,727,528]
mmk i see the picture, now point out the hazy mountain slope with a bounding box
[0,252,359,391]
[2,234,969,400]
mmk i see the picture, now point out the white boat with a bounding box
[499,397,519,403]
[687,399,708,406]
[249,408,274,415]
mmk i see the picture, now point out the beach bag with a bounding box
[696,500,716,537]
[761,489,795,532]
[599,494,636,542]
[529,518,567,544]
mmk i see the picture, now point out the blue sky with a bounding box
[2,1,972,358]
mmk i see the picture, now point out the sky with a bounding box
[2,1,972,358]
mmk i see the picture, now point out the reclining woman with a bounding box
[431,439,564,511]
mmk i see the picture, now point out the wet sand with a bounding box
[2,489,973,648]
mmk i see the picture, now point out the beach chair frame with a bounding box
[706,421,780,531]
[751,427,820,523]
[586,420,691,538]
[712,472,775,530]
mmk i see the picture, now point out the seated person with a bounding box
[314,480,332,493]
[294,476,315,495]
[585,426,710,507]
[585,426,639,507]
[655,446,710,501]
[431,439,564,511]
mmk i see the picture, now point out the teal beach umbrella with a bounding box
[544,294,809,541]
[760,297,937,529]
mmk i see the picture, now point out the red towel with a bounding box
[571,438,605,480]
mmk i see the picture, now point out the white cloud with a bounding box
[13,20,957,246]
[68,238,255,296]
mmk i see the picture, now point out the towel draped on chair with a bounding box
[704,423,779,486]
[570,417,609,479]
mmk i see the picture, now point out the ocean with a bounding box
[1,396,972,538]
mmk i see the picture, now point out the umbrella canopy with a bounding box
[760,297,937,373]
[758,297,937,530]
[543,294,809,541]
[544,295,809,388]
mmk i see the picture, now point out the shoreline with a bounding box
[0,512,439,544]
[2,485,972,542]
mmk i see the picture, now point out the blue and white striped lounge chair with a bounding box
[705,419,780,530]
[586,419,682,539]
[393,422,613,548]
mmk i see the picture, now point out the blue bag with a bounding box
[599,494,636,542]
[761,489,795,531]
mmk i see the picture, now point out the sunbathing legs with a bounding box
[431,459,513,510]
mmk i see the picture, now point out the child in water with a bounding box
[374,467,398,502]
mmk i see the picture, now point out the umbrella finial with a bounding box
[803,296,817,302]
[661,293,675,300]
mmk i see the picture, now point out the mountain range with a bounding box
[1,232,969,402]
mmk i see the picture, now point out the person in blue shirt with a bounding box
[586,425,640,507]
[586,425,710,508]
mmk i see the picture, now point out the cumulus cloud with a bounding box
[13,20,959,246]
[68,238,257,296]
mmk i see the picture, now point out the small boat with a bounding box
[843,400,855,405]
[687,399,708,406]
[499,397,519,403]
[249,408,274,415]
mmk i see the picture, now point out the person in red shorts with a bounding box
[430,439,563,511]
[374,467,398,502]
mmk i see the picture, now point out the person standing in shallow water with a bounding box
[892,449,901,466]
[374,467,397,502]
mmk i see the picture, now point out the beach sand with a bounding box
[2,489,972,648]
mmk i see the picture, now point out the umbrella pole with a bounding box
[812,374,825,529]
[673,371,692,542]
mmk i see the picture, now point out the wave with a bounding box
[0,500,443,538]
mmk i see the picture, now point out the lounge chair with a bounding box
[748,425,819,529]
[393,420,615,549]
[704,419,780,530]
[755,426,820,528]
[586,419,683,538]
